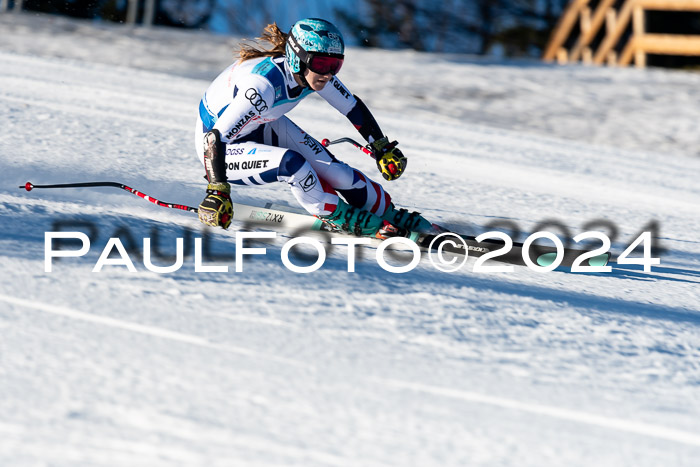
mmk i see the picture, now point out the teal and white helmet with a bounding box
[286,18,345,75]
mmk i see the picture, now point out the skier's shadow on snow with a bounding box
[606,263,700,284]
[347,254,700,326]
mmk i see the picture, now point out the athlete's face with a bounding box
[303,68,333,91]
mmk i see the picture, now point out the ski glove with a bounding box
[198,182,233,229]
[369,137,407,181]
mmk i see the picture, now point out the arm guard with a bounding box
[203,129,227,184]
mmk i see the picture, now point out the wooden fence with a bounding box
[543,0,700,67]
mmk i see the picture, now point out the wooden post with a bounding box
[582,48,593,63]
[635,34,700,54]
[580,6,592,34]
[605,4,617,65]
[556,48,569,64]
[633,4,646,67]
[604,3,617,65]
[638,0,700,11]
[606,8,616,34]
[126,0,138,24]
[580,6,592,63]
[143,0,156,26]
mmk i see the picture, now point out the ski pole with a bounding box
[19,181,198,213]
[321,137,376,158]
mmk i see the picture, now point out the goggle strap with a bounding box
[287,33,310,66]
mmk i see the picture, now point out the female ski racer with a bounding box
[195,18,437,238]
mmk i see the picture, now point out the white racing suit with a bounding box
[194,55,391,217]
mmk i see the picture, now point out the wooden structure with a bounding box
[0,0,23,12]
[543,0,700,67]
[1,0,155,26]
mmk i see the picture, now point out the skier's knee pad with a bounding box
[277,150,306,180]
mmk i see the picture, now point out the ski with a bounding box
[233,201,322,232]
[21,181,610,269]
[414,232,611,268]
[232,201,611,269]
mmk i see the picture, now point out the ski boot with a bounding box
[381,203,444,235]
[320,199,413,240]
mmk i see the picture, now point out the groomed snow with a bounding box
[1,12,699,466]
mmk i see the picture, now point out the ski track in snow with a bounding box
[1,12,700,467]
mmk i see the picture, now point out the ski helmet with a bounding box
[286,18,345,75]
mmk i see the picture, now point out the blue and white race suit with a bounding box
[195,55,392,216]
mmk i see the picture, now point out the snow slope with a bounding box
[1,13,700,467]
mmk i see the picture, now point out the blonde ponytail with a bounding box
[237,23,288,61]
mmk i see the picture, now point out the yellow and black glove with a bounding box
[198,182,233,229]
[369,137,407,181]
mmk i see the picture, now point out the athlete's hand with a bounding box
[369,137,407,181]
[198,182,233,229]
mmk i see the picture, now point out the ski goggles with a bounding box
[307,55,344,75]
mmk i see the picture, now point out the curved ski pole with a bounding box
[321,137,376,158]
[19,181,327,231]
[19,181,198,213]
